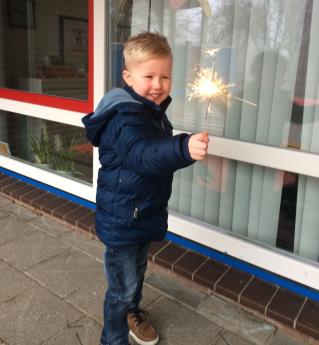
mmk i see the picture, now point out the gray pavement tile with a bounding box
[68,271,162,324]
[197,294,276,345]
[60,230,104,262]
[0,230,69,271]
[0,195,11,208]
[67,268,107,323]
[0,260,38,304]
[29,214,71,238]
[27,248,103,298]
[2,202,39,221]
[139,284,163,310]
[42,316,102,345]
[269,330,312,345]
[0,285,83,345]
[144,297,221,345]
[0,216,37,245]
[145,271,207,309]
[214,329,255,345]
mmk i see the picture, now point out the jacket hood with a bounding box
[82,88,143,146]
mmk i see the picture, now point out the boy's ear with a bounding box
[122,70,131,86]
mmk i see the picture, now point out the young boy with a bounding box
[82,32,209,345]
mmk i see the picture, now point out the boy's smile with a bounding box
[123,56,172,105]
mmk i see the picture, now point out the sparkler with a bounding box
[187,48,256,119]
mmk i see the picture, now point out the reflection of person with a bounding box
[82,32,209,345]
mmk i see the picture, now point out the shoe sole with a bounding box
[129,330,159,345]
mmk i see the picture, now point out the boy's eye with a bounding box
[144,76,152,78]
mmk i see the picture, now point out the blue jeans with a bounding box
[100,241,151,345]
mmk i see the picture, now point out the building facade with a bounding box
[0,0,318,299]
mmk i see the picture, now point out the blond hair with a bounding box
[123,31,172,69]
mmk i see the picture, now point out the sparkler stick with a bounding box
[187,48,256,119]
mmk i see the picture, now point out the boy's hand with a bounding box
[188,131,209,160]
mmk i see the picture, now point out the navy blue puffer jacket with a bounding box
[82,86,195,246]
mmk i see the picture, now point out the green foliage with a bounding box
[51,134,76,172]
[29,123,50,164]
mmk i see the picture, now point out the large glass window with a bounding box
[0,112,93,184]
[108,0,319,265]
[0,0,88,100]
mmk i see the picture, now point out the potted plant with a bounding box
[29,123,51,167]
[51,134,76,175]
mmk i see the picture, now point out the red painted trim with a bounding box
[0,0,94,114]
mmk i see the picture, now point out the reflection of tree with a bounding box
[109,0,133,42]
[209,0,306,53]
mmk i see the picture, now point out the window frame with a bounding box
[0,0,94,113]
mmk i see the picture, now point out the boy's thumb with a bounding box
[195,131,209,142]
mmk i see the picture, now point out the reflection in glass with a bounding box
[0,0,88,100]
[105,0,319,265]
[169,155,319,264]
[0,112,93,184]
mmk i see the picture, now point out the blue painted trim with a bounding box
[0,167,95,210]
[1,167,318,301]
[166,232,319,302]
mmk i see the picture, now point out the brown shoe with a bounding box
[127,309,159,345]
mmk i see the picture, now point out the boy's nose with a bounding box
[152,78,162,89]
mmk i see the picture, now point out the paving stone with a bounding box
[0,285,83,345]
[60,229,104,262]
[29,214,71,238]
[197,294,276,345]
[139,284,163,310]
[42,317,102,345]
[0,195,11,207]
[2,201,39,221]
[215,329,255,345]
[0,260,38,304]
[67,266,107,323]
[27,248,103,298]
[146,297,221,345]
[0,216,37,245]
[0,230,69,270]
[145,271,207,309]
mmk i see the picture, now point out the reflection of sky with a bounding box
[175,7,202,45]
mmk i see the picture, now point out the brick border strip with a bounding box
[0,172,318,341]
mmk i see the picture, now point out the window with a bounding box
[108,0,319,265]
[0,111,93,184]
[0,0,92,112]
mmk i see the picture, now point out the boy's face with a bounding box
[123,56,172,105]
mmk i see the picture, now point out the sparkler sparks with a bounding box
[187,48,256,118]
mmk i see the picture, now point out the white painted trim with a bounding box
[91,0,106,198]
[168,212,319,290]
[0,99,84,127]
[174,130,319,178]
[0,155,95,202]
[93,0,107,108]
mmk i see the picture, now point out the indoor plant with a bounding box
[29,122,51,166]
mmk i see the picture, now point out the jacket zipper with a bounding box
[133,207,139,219]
